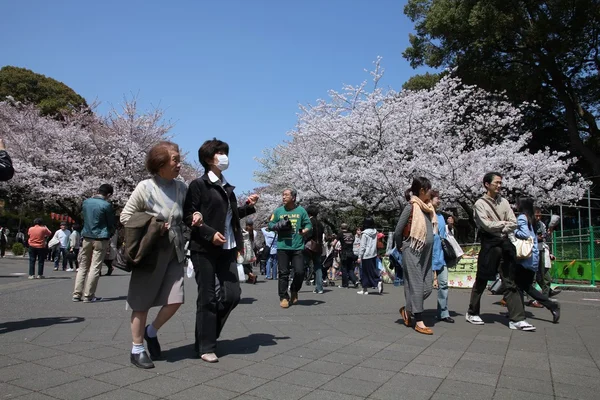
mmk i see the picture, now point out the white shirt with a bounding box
[208,171,236,250]
[56,229,71,249]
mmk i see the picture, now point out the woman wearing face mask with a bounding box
[183,138,259,363]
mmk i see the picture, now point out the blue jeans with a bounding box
[54,248,68,270]
[266,254,278,279]
[29,247,46,276]
[436,266,449,319]
[305,252,323,292]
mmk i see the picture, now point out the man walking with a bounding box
[466,172,535,331]
[268,189,312,308]
[52,222,71,271]
[73,184,115,303]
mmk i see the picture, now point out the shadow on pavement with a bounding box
[295,299,325,306]
[101,295,128,303]
[238,297,257,305]
[161,333,291,362]
[0,316,85,334]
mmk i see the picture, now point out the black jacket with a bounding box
[0,151,14,181]
[183,173,255,254]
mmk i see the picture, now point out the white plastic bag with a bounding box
[186,258,194,278]
[237,263,246,282]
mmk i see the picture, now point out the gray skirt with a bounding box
[402,242,433,314]
[127,244,185,312]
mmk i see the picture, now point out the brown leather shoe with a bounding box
[500,299,507,307]
[399,306,411,327]
[528,300,544,308]
[280,298,289,308]
[415,325,433,335]
[290,292,298,305]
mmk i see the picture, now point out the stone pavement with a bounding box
[1,257,600,400]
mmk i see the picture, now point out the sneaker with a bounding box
[53,267,58,271]
[72,296,82,302]
[66,268,74,272]
[354,282,360,288]
[357,290,368,295]
[83,296,103,303]
[37,275,45,279]
[280,298,289,308]
[509,320,536,331]
[377,281,383,294]
[28,275,35,280]
[337,285,348,289]
[465,314,485,325]
[312,289,324,294]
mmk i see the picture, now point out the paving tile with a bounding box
[237,362,293,379]
[436,379,495,399]
[284,346,331,360]
[459,352,505,365]
[453,359,503,375]
[411,354,458,368]
[0,362,52,382]
[550,361,600,378]
[299,360,354,375]
[12,347,64,361]
[166,364,228,383]
[0,343,41,356]
[206,357,255,372]
[500,365,551,382]
[10,370,80,391]
[401,362,451,379]
[263,354,312,369]
[168,384,238,400]
[303,389,364,400]
[126,375,198,397]
[492,387,555,400]
[42,377,118,400]
[373,349,417,363]
[5,393,58,400]
[322,376,381,398]
[429,393,463,400]
[52,342,103,353]
[0,356,22,369]
[553,382,599,400]
[77,346,125,360]
[497,375,554,396]
[34,353,95,369]
[383,372,442,392]
[62,360,126,377]
[0,382,31,399]
[340,365,396,383]
[322,351,367,366]
[203,372,268,393]
[87,388,159,400]
[552,371,600,389]
[95,367,158,387]
[369,385,434,400]
[276,369,336,388]
[446,368,499,387]
[246,381,312,400]
[358,358,407,372]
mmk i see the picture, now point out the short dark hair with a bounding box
[430,190,440,199]
[33,218,43,225]
[405,177,432,201]
[306,204,319,217]
[483,171,502,187]
[98,184,114,197]
[283,188,297,201]
[363,216,375,230]
[198,138,229,172]
[146,141,180,175]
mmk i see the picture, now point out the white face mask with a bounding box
[215,154,229,171]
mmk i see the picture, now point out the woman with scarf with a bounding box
[394,177,436,335]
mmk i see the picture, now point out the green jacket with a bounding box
[268,205,312,251]
[81,196,115,240]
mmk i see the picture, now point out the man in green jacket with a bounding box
[73,184,115,303]
[268,188,312,308]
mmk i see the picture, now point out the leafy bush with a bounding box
[11,242,25,256]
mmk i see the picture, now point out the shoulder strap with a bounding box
[480,196,502,221]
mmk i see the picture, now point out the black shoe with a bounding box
[106,267,114,276]
[130,351,155,369]
[549,288,562,297]
[551,308,560,323]
[439,317,455,323]
[144,325,162,360]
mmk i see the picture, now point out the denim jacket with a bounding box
[514,214,539,271]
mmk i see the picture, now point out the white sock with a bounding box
[131,343,145,355]
[146,324,158,338]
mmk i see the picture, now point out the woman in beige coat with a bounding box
[120,141,189,369]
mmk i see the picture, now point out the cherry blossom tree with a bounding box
[0,98,198,220]
[255,59,590,220]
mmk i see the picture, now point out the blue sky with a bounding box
[2,0,430,193]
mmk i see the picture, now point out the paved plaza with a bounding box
[1,256,599,400]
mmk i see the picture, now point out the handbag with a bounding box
[441,238,457,262]
[514,236,534,259]
[489,278,505,295]
[304,239,322,255]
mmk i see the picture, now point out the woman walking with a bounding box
[183,138,258,363]
[120,141,188,369]
[357,217,382,295]
[394,177,436,335]
[513,197,560,325]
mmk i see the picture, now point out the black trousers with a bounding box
[515,265,558,311]
[277,249,304,300]
[468,235,526,322]
[341,257,358,287]
[192,249,241,354]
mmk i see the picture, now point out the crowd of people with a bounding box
[8,137,562,369]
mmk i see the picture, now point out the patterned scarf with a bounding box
[408,195,438,252]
